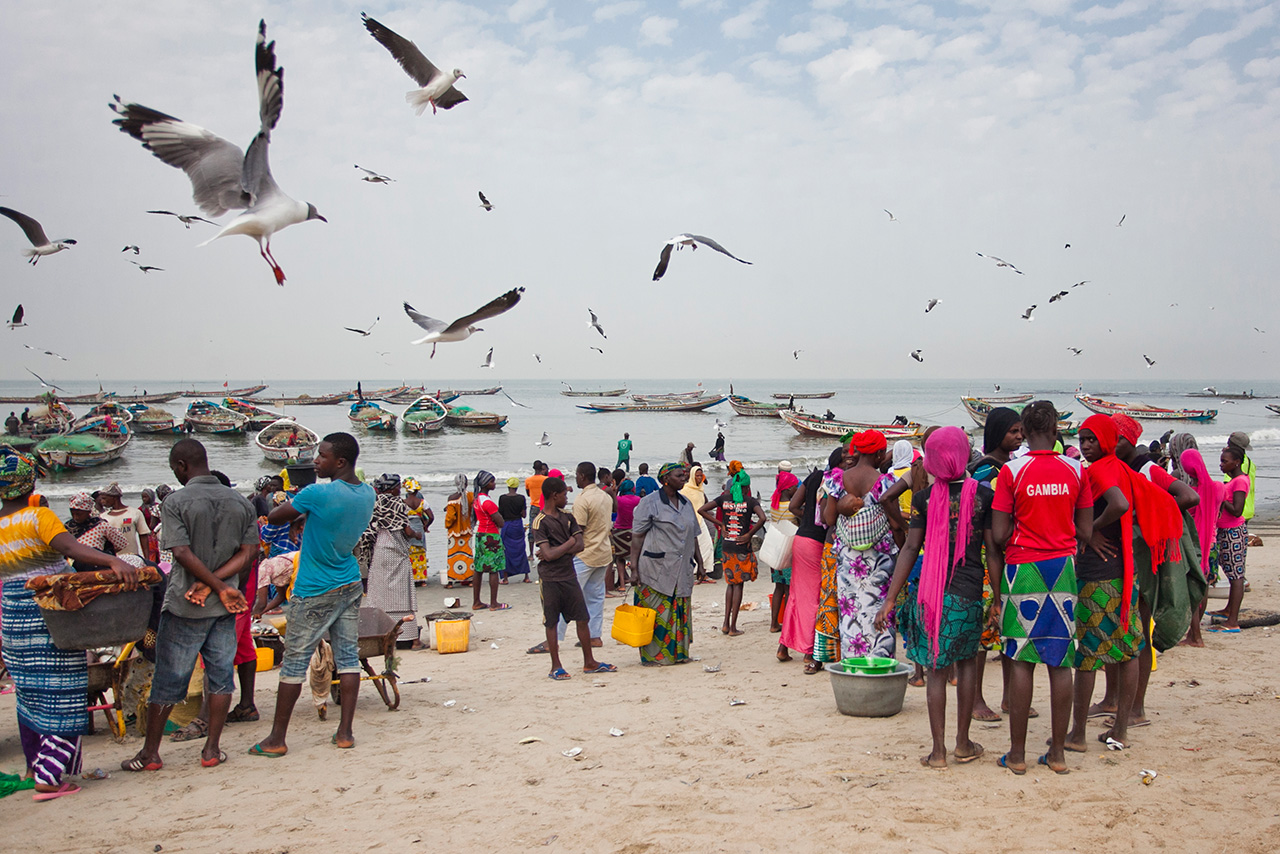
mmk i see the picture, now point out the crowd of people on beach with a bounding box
[0,409,1260,799]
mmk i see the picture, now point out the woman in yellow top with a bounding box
[443,473,475,587]
[0,448,140,800]
[403,478,434,585]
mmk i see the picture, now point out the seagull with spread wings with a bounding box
[925,299,939,313]
[478,191,494,211]
[354,165,394,183]
[111,21,326,286]
[975,252,1023,274]
[479,348,494,369]
[22,344,68,361]
[883,209,898,222]
[588,308,607,339]
[1022,305,1037,321]
[25,367,63,392]
[653,233,752,281]
[8,305,26,330]
[344,317,380,337]
[589,346,604,355]
[1143,354,1156,368]
[0,207,76,264]
[361,12,467,116]
[536,432,551,447]
[1049,290,1069,303]
[403,287,525,357]
[910,350,923,363]
[130,261,164,273]
[122,245,140,254]
[1068,347,1083,356]
[147,210,217,228]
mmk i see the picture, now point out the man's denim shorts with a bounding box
[279,581,363,684]
[150,612,237,705]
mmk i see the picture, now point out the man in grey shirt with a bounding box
[121,439,258,773]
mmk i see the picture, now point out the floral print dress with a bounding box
[828,470,899,659]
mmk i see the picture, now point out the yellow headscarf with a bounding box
[680,465,707,509]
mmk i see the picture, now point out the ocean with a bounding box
[8,377,1279,573]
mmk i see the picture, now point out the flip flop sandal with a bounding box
[200,750,228,768]
[527,643,550,655]
[549,668,572,681]
[1207,625,1241,633]
[169,719,208,742]
[246,743,287,758]
[33,781,80,801]
[998,754,1026,776]
[1037,754,1070,774]
[226,705,260,723]
[971,710,1002,722]
[121,757,164,772]
[954,744,985,764]
[489,603,511,611]
[803,661,823,675]
[584,663,617,673]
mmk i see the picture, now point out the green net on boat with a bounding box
[38,435,111,452]
[449,406,474,415]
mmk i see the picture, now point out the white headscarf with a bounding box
[891,440,913,472]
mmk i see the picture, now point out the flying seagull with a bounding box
[146,210,217,228]
[714,418,728,431]
[361,12,467,116]
[792,349,802,360]
[1064,243,1071,249]
[479,348,494,369]
[1071,280,1090,288]
[653,234,752,281]
[354,165,394,184]
[590,346,604,355]
[478,191,493,211]
[910,349,923,363]
[501,389,530,409]
[1116,214,1126,227]
[122,245,140,254]
[1203,387,1217,395]
[535,432,552,447]
[994,384,1001,392]
[130,261,164,273]
[8,305,26,329]
[1048,290,1069,303]
[111,21,327,286]
[883,209,897,222]
[1067,347,1083,356]
[0,207,76,264]
[1143,354,1156,367]
[22,344,68,361]
[975,252,1023,274]
[403,287,525,357]
[924,299,939,313]
[344,317,380,337]
[1021,305,1037,321]
[587,308,607,339]
[24,367,63,392]
[533,353,542,364]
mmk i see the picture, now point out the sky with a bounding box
[1,0,1277,385]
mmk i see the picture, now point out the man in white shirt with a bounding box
[99,481,153,557]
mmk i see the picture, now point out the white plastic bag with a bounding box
[758,520,797,570]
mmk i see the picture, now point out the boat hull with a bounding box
[1074,395,1217,422]
[255,419,319,463]
[770,392,836,400]
[577,395,728,413]
[728,395,784,417]
[778,409,925,441]
[560,388,628,397]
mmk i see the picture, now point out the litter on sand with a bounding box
[443,700,457,708]
[703,663,721,673]
[1105,737,1126,751]
[1141,769,1158,785]
[491,643,500,649]
[729,698,746,706]
[518,736,543,745]
[609,728,625,737]
[562,747,583,758]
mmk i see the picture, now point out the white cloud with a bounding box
[590,45,653,82]
[1244,56,1280,78]
[640,15,678,46]
[1184,5,1275,62]
[507,0,547,24]
[594,2,644,22]
[777,16,848,54]
[721,1,768,39]
[1076,0,1151,25]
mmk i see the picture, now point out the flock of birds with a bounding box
[3,13,763,381]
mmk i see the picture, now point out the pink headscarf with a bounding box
[918,427,978,667]
[771,470,799,509]
[1180,448,1224,578]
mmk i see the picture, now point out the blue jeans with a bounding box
[279,581,362,684]
[150,612,237,705]
[558,559,608,640]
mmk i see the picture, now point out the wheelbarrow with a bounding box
[86,642,138,741]
[328,607,412,711]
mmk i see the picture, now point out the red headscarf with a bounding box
[1111,414,1142,446]
[1080,414,1182,628]
[852,430,887,455]
[771,470,799,510]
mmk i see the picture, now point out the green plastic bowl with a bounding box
[842,656,899,675]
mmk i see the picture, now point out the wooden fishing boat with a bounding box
[348,400,398,431]
[728,394,786,417]
[444,406,508,430]
[58,391,109,405]
[402,396,448,434]
[770,391,836,400]
[255,418,319,463]
[560,387,629,398]
[453,386,502,396]
[223,397,288,430]
[182,384,268,398]
[266,392,351,407]
[1074,394,1217,422]
[85,401,134,424]
[577,395,729,413]
[112,391,182,404]
[125,404,182,434]
[973,393,1034,405]
[961,398,1076,432]
[15,400,75,438]
[631,390,707,402]
[36,417,131,471]
[184,400,248,434]
[778,408,926,441]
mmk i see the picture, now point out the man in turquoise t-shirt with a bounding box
[251,432,375,757]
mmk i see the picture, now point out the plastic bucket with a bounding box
[41,589,152,650]
[286,462,317,487]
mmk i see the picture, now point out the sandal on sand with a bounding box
[549,668,571,681]
[527,643,549,655]
[33,781,80,801]
[971,709,1002,723]
[226,705,259,723]
[488,603,511,611]
[246,743,286,758]
[121,757,163,772]
[998,754,1026,776]
[584,663,617,673]
[954,743,985,764]
[200,750,228,768]
[1207,625,1240,633]
[803,660,823,675]
[169,719,208,742]
[1037,754,1069,774]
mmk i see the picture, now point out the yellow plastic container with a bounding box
[610,604,656,647]
[435,619,471,654]
[255,645,274,672]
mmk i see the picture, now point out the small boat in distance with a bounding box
[181,384,268,398]
[778,408,926,442]
[1267,404,1280,416]
[224,397,288,431]
[577,395,729,413]
[961,397,1077,434]
[452,386,502,396]
[445,406,508,430]
[255,418,319,463]
[728,394,786,417]
[973,393,1034,405]
[348,400,398,432]
[560,387,628,398]
[631,390,706,402]
[770,391,836,400]
[1074,394,1217,422]
[184,400,248,434]
[402,396,448,434]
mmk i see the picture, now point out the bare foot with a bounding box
[972,706,1001,722]
[920,753,948,769]
[332,732,355,749]
[1053,736,1088,753]
[776,645,792,662]
[908,675,925,688]
[770,624,782,634]
[1178,637,1205,648]
[727,628,744,637]
[721,625,730,635]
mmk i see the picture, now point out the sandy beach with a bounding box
[5,519,1280,853]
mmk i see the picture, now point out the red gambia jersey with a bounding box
[992,450,1092,564]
